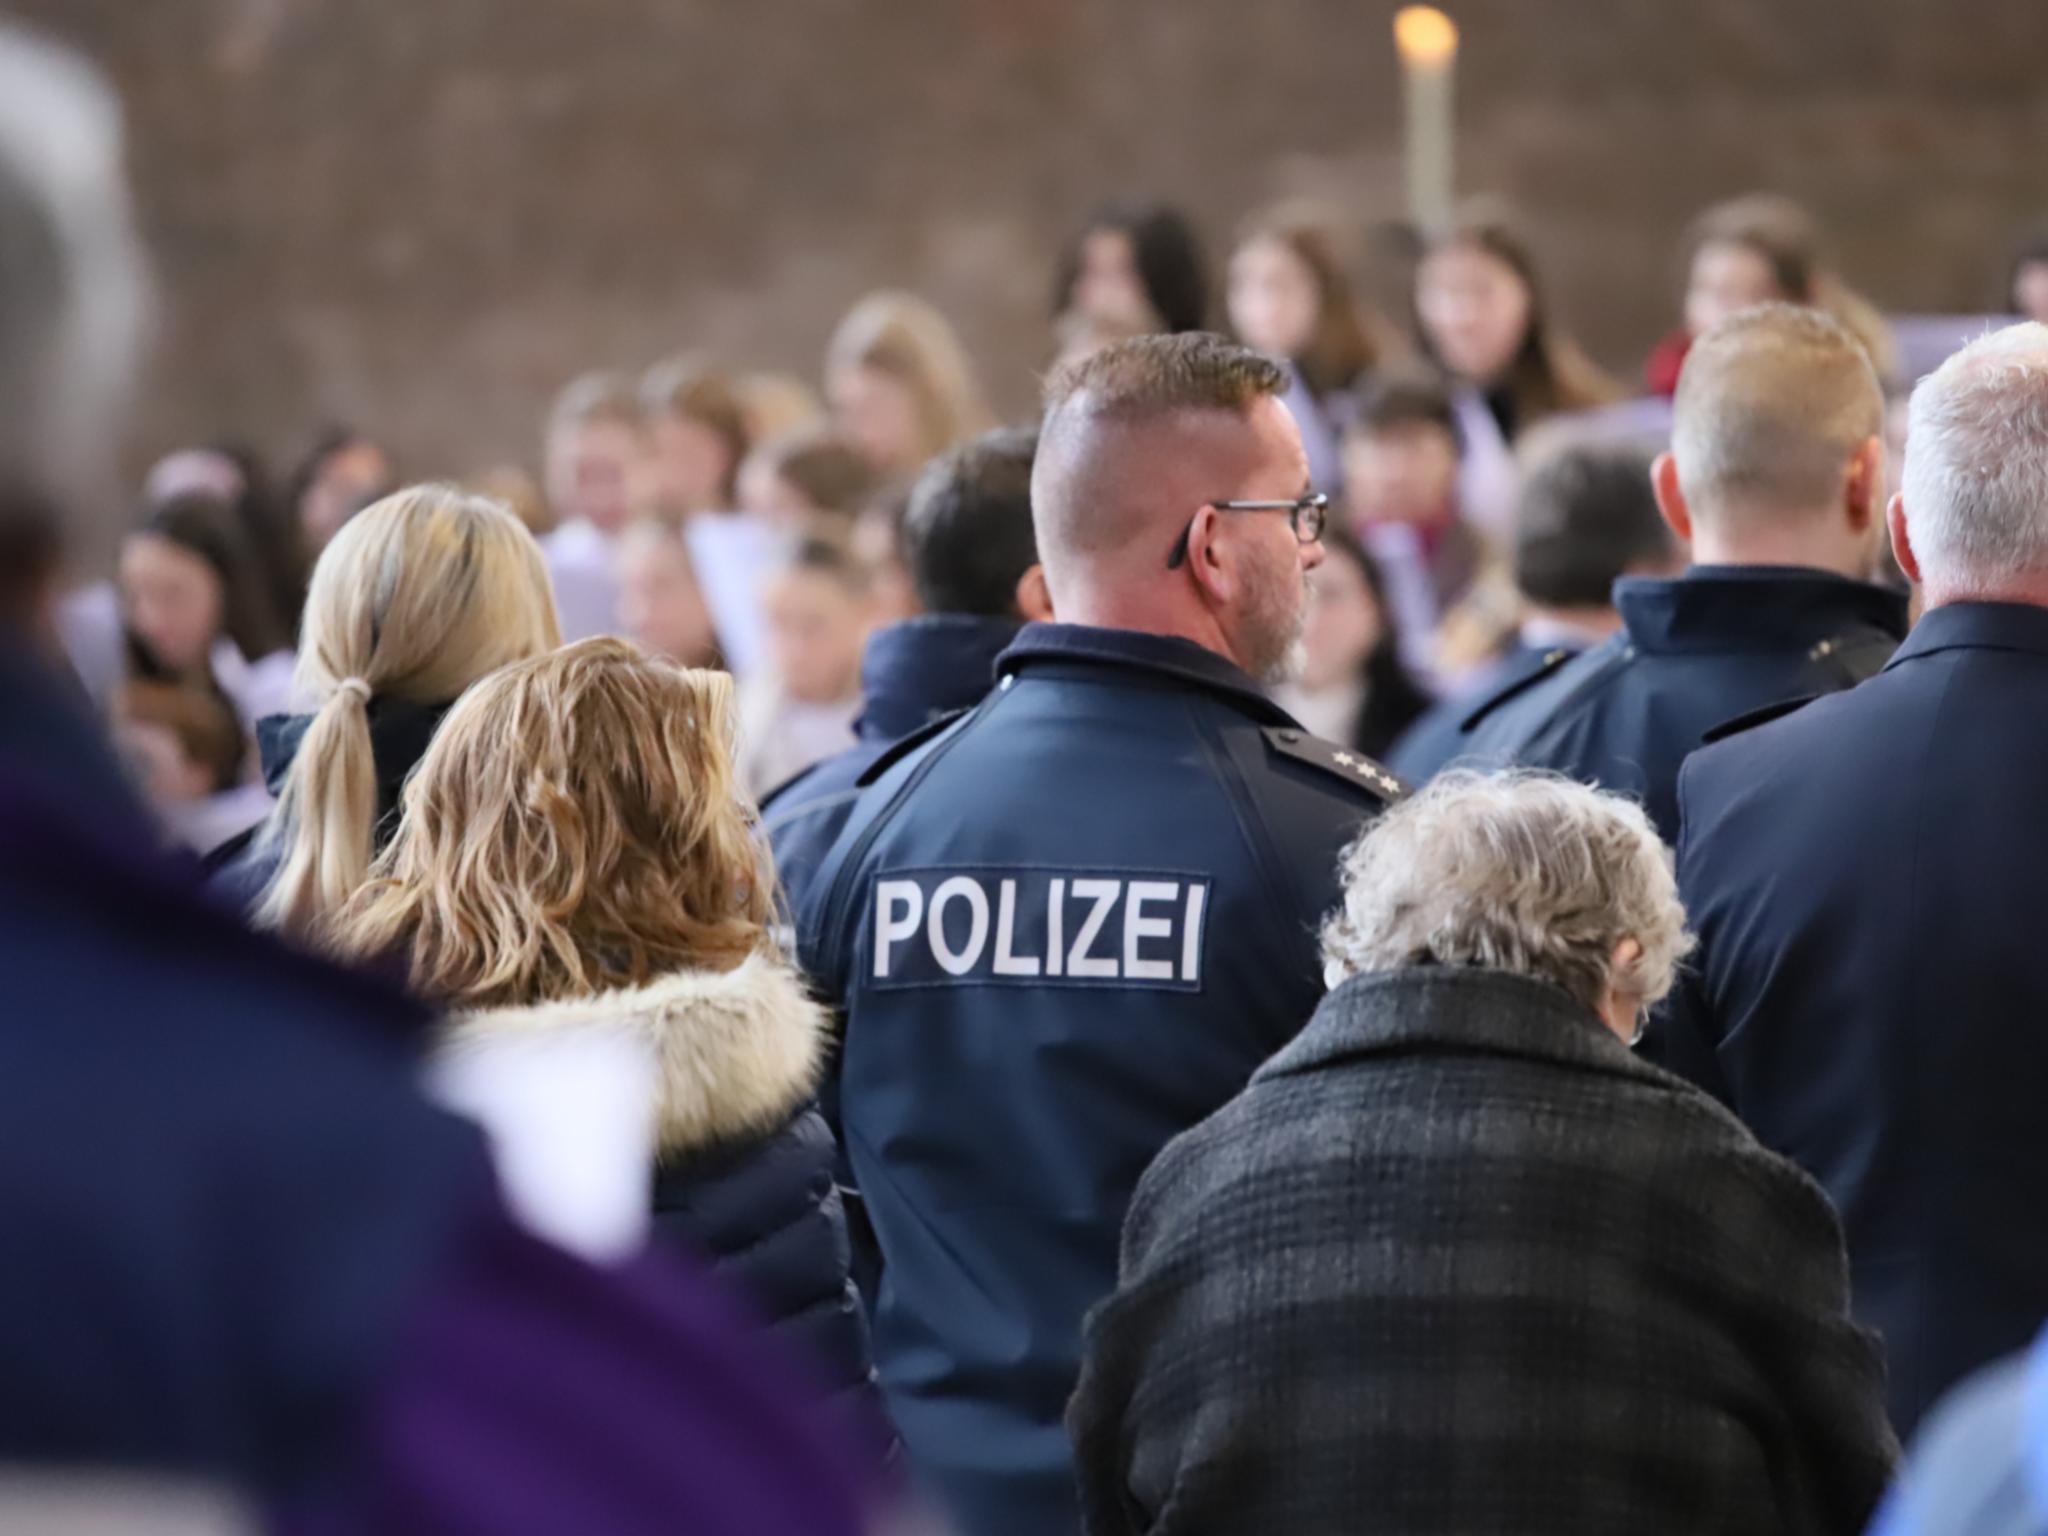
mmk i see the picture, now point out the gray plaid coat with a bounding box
[1068,967,1898,1536]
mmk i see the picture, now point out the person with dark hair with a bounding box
[798,333,1395,1536]
[287,426,393,560]
[1388,437,1683,782]
[1414,200,1621,538]
[1227,209,1385,493]
[1053,200,1210,337]
[1457,304,1907,842]
[120,491,295,729]
[1273,526,1429,760]
[763,426,1051,916]
[112,675,269,853]
[642,354,752,518]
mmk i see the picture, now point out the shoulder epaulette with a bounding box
[1699,694,1818,747]
[1456,646,1580,733]
[854,707,970,788]
[1262,727,1406,802]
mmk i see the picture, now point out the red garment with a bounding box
[1644,330,1692,398]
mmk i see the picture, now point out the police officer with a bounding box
[1386,435,1681,783]
[1452,303,1908,842]
[797,334,1396,1536]
[1664,323,2048,1441]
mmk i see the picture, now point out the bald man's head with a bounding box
[1033,334,1290,576]
[1671,303,1884,530]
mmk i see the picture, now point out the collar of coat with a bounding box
[1258,965,1673,1091]
[445,952,826,1156]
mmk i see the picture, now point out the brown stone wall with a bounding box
[16,0,2048,477]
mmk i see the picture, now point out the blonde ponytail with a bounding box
[255,483,560,939]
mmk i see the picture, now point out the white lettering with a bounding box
[874,880,924,978]
[1047,878,1065,978]
[992,879,1041,976]
[1123,881,1178,981]
[927,876,991,976]
[1181,883,1207,983]
[1067,879,1121,978]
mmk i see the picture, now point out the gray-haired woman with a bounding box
[1070,771,1897,1536]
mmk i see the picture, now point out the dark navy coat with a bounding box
[1663,601,2048,1439]
[796,623,1395,1536]
[1384,635,1586,784]
[764,615,1019,921]
[1456,566,1908,840]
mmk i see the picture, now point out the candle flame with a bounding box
[1394,6,1458,67]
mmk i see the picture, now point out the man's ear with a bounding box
[1184,504,1242,608]
[1650,452,1693,545]
[1887,492,1922,586]
[1013,564,1055,623]
[1845,435,1884,532]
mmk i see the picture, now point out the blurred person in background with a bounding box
[765,426,1050,916]
[1645,194,1900,396]
[0,26,873,1535]
[1052,199,1211,336]
[618,518,722,669]
[121,491,295,730]
[1071,772,1895,1536]
[332,639,880,1426]
[825,290,994,477]
[208,485,561,932]
[2007,222,2048,324]
[1272,525,1429,763]
[1456,304,1906,842]
[1340,371,1484,679]
[740,368,827,443]
[740,536,872,796]
[1389,437,1682,783]
[1414,202,1620,539]
[112,675,270,854]
[540,369,648,641]
[145,442,307,658]
[286,425,393,564]
[1227,208,1386,493]
[740,424,881,529]
[851,479,921,627]
[642,353,752,520]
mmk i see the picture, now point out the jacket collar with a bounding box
[1883,600,2048,671]
[855,614,1021,742]
[1258,966,1665,1090]
[996,621,1293,723]
[258,695,452,822]
[445,952,825,1155]
[1614,565,1908,654]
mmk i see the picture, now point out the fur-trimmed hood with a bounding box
[445,952,828,1155]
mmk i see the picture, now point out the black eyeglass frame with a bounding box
[1166,492,1330,570]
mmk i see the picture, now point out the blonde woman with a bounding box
[330,637,878,1415]
[207,483,560,931]
[824,290,994,476]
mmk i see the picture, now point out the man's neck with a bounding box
[1920,573,2048,611]
[1053,592,1247,672]
[1686,532,1867,581]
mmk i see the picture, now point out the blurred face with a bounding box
[1342,423,1460,527]
[2015,260,2048,325]
[1298,544,1385,693]
[120,534,223,673]
[651,413,737,516]
[618,535,718,666]
[737,457,820,529]
[300,440,392,552]
[1072,228,1155,329]
[829,364,924,474]
[1685,240,1787,337]
[545,419,643,536]
[762,566,866,704]
[852,504,919,624]
[1228,237,1320,362]
[1417,243,1533,386]
[114,718,213,807]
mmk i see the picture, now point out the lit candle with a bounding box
[1394,6,1459,235]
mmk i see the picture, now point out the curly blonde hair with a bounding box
[328,637,773,1008]
[1321,770,1695,1012]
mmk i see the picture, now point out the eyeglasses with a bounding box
[1166,492,1329,570]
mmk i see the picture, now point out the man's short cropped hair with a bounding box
[1513,439,1676,609]
[1042,332,1287,425]
[904,427,1039,618]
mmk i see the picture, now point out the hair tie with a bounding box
[335,677,372,706]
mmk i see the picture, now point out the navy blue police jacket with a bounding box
[1453,565,1908,841]
[796,622,1397,1536]
[1662,600,2048,1440]
[764,614,1019,921]
[1384,634,1586,785]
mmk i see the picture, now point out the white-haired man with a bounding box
[1665,320,2048,1443]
